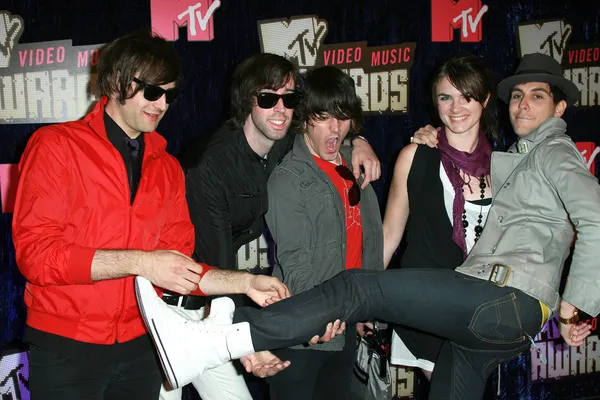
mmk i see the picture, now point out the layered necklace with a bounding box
[461,173,488,243]
[437,127,492,259]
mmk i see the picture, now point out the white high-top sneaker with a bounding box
[134,276,252,389]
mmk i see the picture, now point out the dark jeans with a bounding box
[28,345,162,399]
[268,326,356,400]
[234,269,542,400]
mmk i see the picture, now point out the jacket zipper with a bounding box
[114,147,136,343]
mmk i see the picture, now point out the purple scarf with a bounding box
[437,127,492,259]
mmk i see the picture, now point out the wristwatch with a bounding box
[558,310,579,324]
[352,134,369,145]
[343,134,369,148]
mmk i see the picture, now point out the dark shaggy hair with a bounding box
[430,54,499,143]
[97,30,183,104]
[227,53,300,129]
[295,66,363,133]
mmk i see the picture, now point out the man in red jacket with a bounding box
[12,30,289,399]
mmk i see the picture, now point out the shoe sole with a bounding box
[135,280,179,389]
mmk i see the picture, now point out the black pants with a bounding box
[28,345,162,399]
[234,269,543,400]
[267,327,356,400]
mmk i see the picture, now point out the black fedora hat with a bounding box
[498,53,579,106]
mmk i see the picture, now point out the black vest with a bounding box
[400,146,463,270]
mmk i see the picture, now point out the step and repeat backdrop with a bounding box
[1,1,600,399]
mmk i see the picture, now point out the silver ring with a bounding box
[410,136,414,143]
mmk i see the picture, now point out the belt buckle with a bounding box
[488,263,511,287]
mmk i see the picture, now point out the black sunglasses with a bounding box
[133,77,180,104]
[255,92,302,109]
[335,165,361,207]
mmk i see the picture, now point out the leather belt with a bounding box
[161,294,206,310]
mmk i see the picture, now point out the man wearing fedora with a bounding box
[134,53,600,400]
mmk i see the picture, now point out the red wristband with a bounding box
[190,263,217,296]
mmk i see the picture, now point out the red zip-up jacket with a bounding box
[12,97,195,345]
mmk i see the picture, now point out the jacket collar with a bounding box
[492,117,568,197]
[509,117,567,155]
[290,133,315,162]
[84,96,168,158]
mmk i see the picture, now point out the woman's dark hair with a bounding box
[295,66,363,133]
[430,54,499,143]
[97,30,183,104]
[228,53,300,129]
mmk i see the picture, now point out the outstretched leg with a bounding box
[233,268,540,353]
[137,268,542,397]
[232,268,541,399]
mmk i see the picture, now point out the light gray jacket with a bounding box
[266,134,384,351]
[457,117,600,316]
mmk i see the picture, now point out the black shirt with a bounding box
[104,112,144,204]
[184,127,293,270]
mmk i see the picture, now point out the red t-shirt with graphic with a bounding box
[313,156,363,270]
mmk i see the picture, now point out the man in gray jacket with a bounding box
[264,66,384,400]
[135,53,599,400]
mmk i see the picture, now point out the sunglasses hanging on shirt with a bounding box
[335,165,361,207]
[133,77,180,104]
[255,92,302,109]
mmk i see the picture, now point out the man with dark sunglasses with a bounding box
[261,65,384,400]
[12,30,289,399]
[182,53,380,282]
[132,77,181,104]
[176,52,380,399]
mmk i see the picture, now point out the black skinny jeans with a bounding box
[234,268,543,400]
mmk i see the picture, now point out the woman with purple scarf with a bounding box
[383,54,499,380]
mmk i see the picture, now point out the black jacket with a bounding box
[184,127,292,269]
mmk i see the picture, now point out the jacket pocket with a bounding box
[468,293,526,345]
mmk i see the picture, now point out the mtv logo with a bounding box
[150,0,221,42]
[431,0,488,42]
[518,19,572,63]
[0,11,24,68]
[576,142,599,173]
[258,16,328,68]
[0,350,29,400]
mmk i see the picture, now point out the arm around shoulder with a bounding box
[349,136,380,188]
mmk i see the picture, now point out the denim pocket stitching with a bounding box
[468,293,526,345]
[481,357,498,377]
